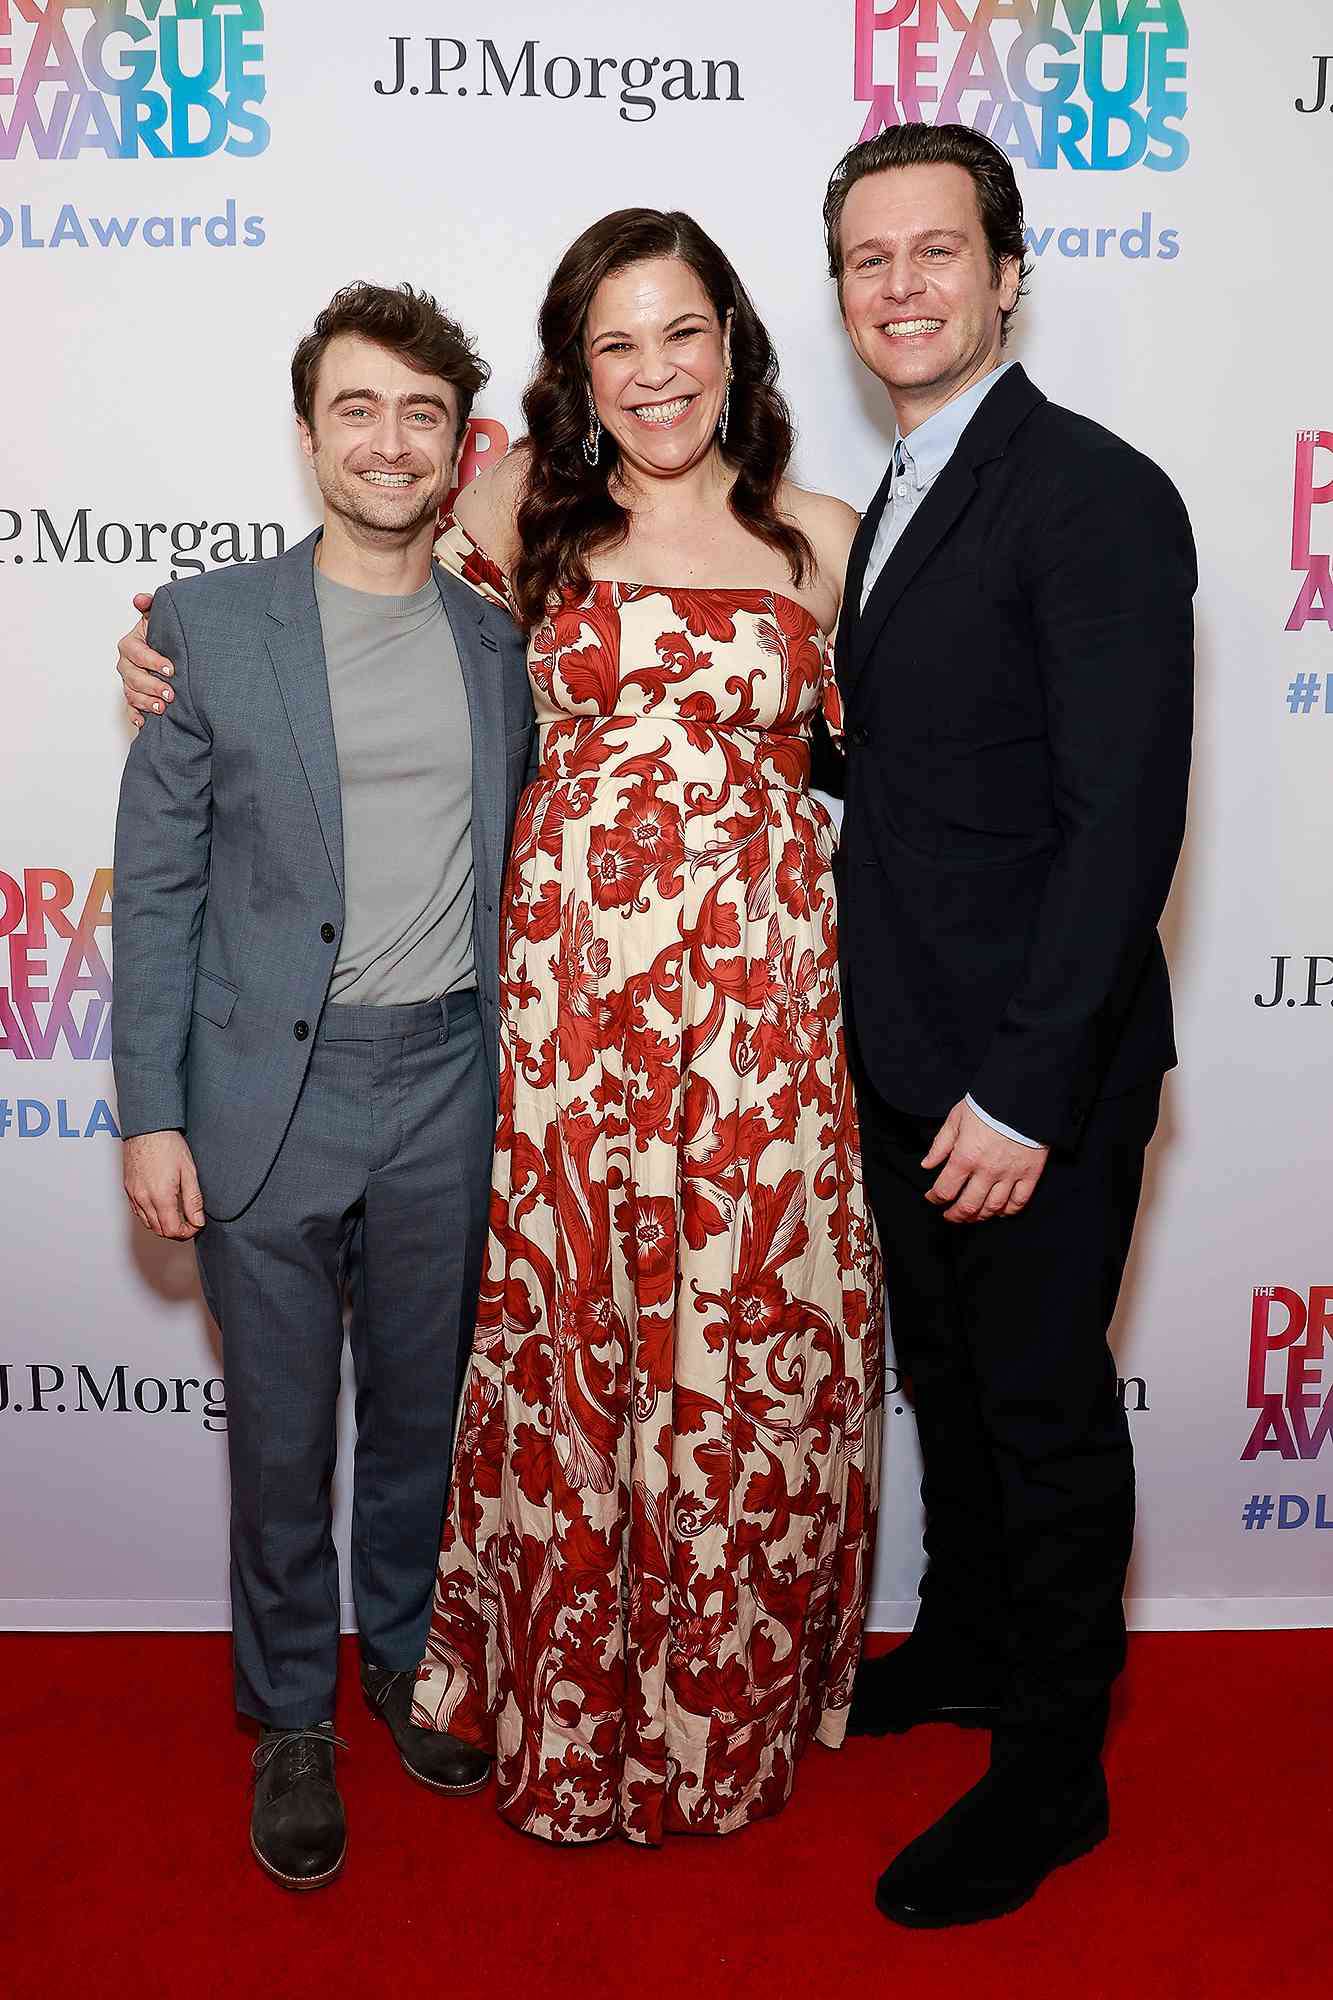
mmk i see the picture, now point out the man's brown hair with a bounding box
[823,123,1031,341]
[291,281,490,441]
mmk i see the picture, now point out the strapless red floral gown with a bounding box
[414,520,883,1845]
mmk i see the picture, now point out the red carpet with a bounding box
[5,1631,1330,1999]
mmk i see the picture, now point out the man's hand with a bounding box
[118,590,172,730]
[922,1100,1049,1224]
[123,1130,205,1239]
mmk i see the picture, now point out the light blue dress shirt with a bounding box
[860,360,1016,610]
[857,360,1041,1151]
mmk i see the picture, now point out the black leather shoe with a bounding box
[362,1664,492,1795]
[848,1640,1002,1737]
[250,1724,347,1890]
[874,1763,1109,1928]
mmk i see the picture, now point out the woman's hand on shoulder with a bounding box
[452,442,531,575]
[117,590,172,728]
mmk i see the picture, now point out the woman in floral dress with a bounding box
[412,209,884,1844]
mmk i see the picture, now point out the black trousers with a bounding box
[854,1051,1160,1775]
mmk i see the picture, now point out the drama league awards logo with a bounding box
[0,0,268,158]
[1244,1287,1333,1462]
[852,0,1189,167]
[1287,431,1333,633]
[0,868,112,1063]
[1281,433,1333,722]
[1,4,269,251]
[444,418,510,515]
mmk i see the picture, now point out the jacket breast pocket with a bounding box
[192,966,239,1028]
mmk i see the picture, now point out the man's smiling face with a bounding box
[837,162,1019,424]
[298,332,460,539]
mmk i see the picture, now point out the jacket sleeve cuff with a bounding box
[112,1070,187,1141]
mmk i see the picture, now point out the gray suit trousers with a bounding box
[194,990,492,1727]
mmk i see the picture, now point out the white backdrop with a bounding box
[3,0,1331,1632]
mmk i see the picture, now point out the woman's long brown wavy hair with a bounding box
[511,208,813,631]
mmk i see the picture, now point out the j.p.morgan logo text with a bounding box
[1,1362,227,1432]
[374,37,743,122]
[1,507,284,578]
[1254,957,1333,1009]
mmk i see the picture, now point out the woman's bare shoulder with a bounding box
[779,481,859,606]
[780,480,860,543]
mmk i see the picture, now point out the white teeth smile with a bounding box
[361,471,414,485]
[631,396,692,425]
[883,319,944,337]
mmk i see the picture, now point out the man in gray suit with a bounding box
[113,282,532,1888]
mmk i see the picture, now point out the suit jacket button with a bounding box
[320,923,336,944]
[851,725,871,747]
[293,1020,310,1041]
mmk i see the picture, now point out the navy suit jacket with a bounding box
[834,365,1196,1152]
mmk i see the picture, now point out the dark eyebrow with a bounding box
[327,387,450,412]
[588,310,711,345]
[844,227,970,258]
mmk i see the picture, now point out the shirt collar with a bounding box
[894,359,1016,493]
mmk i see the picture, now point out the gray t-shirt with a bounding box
[314,567,474,1005]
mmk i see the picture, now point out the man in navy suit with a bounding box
[824,125,1195,1926]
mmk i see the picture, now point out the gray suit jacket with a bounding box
[112,529,533,1220]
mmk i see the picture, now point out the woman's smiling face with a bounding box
[584,256,731,480]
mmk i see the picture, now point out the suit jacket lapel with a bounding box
[837,456,896,693]
[435,561,504,898]
[852,452,980,673]
[845,364,1048,683]
[265,530,344,896]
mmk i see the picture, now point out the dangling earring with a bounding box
[583,390,602,468]
[718,374,732,446]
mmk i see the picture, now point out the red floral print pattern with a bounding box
[415,519,884,1846]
